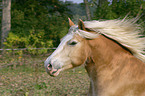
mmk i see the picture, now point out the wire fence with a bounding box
[0,48,56,69]
[0,47,56,51]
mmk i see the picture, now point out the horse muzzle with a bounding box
[46,63,62,77]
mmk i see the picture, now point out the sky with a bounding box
[62,0,83,4]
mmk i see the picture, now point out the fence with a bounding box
[0,47,56,51]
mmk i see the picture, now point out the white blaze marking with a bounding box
[44,32,74,68]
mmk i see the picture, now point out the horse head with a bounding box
[44,18,91,76]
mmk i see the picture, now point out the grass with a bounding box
[0,54,89,96]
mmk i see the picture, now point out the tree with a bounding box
[93,0,145,20]
[1,0,11,48]
[89,0,108,7]
[97,0,108,7]
[84,0,91,20]
[3,0,72,50]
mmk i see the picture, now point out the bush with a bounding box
[4,29,53,55]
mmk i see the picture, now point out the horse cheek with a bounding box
[71,48,87,66]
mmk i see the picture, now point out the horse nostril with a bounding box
[47,64,52,70]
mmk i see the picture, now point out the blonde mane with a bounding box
[76,19,145,62]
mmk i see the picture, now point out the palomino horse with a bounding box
[45,18,145,96]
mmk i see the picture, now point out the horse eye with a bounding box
[69,41,77,45]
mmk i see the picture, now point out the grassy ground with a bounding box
[0,54,89,96]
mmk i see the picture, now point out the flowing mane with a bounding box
[74,19,145,62]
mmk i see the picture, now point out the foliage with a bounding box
[66,1,86,16]
[3,0,72,54]
[4,30,53,55]
[11,0,71,41]
[94,0,145,19]
[3,0,145,55]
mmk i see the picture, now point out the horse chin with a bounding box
[48,64,73,77]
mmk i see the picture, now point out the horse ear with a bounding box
[68,18,75,27]
[78,19,86,31]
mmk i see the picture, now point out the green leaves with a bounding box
[94,0,145,20]
[4,29,53,55]
[3,0,72,54]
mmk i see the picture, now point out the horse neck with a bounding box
[86,35,132,65]
[85,35,133,95]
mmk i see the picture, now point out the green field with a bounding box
[0,55,89,96]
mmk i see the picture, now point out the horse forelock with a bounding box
[70,19,145,62]
[69,25,99,39]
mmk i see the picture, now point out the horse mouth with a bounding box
[49,68,62,77]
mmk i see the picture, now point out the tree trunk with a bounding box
[1,0,11,48]
[83,0,91,20]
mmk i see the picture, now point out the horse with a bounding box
[44,18,145,96]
